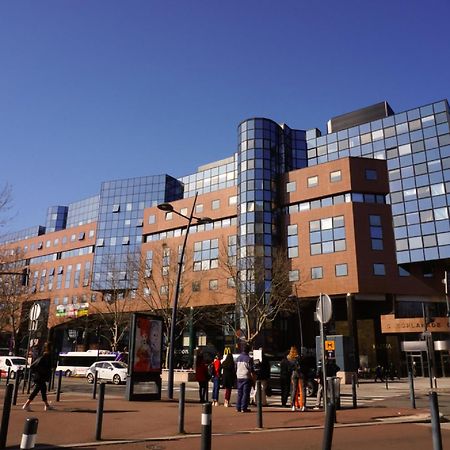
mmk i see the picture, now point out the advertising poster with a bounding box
[133,316,162,373]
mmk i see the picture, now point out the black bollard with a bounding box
[20,417,39,449]
[201,402,212,450]
[178,383,186,434]
[351,373,357,409]
[429,391,443,450]
[0,384,14,449]
[56,371,62,402]
[92,369,99,400]
[385,375,389,390]
[13,371,21,406]
[322,402,336,450]
[205,380,209,403]
[256,380,263,428]
[6,368,11,386]
[95,383,106,441]
[408,370,416,409]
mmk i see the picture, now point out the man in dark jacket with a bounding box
[22,342,54,411]
[279,352,292,407]
[235,344,254,412]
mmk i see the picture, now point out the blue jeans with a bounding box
[212,376,220,401]
[236,379,251,411]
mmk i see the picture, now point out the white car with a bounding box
[0,356,27,379]
[86,361,128,385]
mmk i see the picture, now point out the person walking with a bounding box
[374,365,384,382]
[22,342,54,411]
[314,365,324,409]
[280,351,292,407]
[287,346,306,411]
[235,344,254,413]
[195,352,209,403]
[211,353,221,406]
[221,353,235,407]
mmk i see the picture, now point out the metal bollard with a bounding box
[322,402,336,450]
[95,383,106,441]
[205,380,209,403]
[56,371,62,402]
[0,384,14,449]
[178,383,186,434]
[429,391,443,450]
[385,376,389,390]
[256,380,263,428]
[20,417,39,449]
[13,371,21,406]
[92,369,99,400]
[408,370,416,409]
[201,402,212,450]
[351,373,357,409]
[6,368,11,386]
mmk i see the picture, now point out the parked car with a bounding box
[0,356,27,379]
[267,356,318,397]
[86,361,128,385]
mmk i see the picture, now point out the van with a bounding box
[0,356,27,379]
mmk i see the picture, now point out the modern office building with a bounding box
[1,98,449,376]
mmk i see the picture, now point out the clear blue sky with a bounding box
[1,0,449,233]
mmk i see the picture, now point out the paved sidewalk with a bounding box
[1,376,449,449]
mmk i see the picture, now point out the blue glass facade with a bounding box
[91,174,183,290]
[236,118,307,299]
[305,99,450,264]
[66,195,100,228]
[45,206,68,232]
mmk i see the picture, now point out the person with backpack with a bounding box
[22,342,54,411]
[210,353,221,406]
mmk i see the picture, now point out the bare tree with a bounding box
[211,244,297,346]
[0,246,31,354]
[89,254,142,352]
[135,241,204,367]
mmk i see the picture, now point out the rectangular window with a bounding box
[309,215,346,255]
[289,270,299,282]
[192,281,201,292]
[311,266,323,279]
[148,214,156,224]
[330,170,342,183]
[365,169,378,180]
[370,215,383,250]
[73,263,81,288]
[195,204,204,213]
[227,277,236,288]
[64,265,73,289]
[180,207,188,216]
[286,181,296,193]
[193,238,219,271]
[287,224,298,259]
[212,199,220,210]
[112,204,120,213]
[228,196,237,205]
[209,279,218,290]
[78,232,85,241]
[96,238,104,247]
[307,175,318,187]
[373,263,386,276]
[165,212,173,221]
[83,262,91,287]
[335,263,348,277]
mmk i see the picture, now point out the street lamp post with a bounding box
[157,193,212,400]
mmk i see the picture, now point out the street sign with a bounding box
[316,294,332,324]
[29,304,41,321]
[29,320,38,332]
